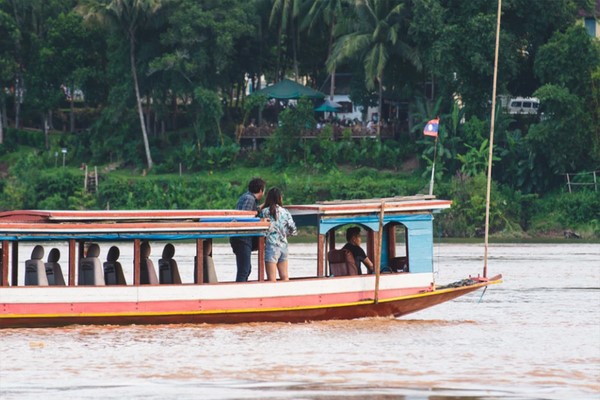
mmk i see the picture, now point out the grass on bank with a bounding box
[1,144,598,241]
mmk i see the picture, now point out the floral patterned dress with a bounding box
[259,205,298,249]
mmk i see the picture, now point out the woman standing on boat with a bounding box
[259,187,297,281]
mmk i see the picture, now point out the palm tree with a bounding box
[328,0,420,137]
[301,0,347,100]
[77,0,163,171]
[269,0,303,81]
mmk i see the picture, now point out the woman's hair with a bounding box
[262,187,283,220]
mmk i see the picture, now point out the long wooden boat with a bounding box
[0,196,501,328]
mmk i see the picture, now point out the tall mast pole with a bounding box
[484,0,503,278]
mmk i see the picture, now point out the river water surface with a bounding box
[1,242,598,399]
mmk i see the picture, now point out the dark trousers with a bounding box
[230,238,252,282]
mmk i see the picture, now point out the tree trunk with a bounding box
[69,93,75,133]
[42,112,49,150]
[0,101,4,144]
[1,97,7,136]
[377,77,383,139]
[328,19,336,101]
[292,20,299,81]
[258,21,264,126]
[130,33,153,171]
[172,95,177,131]
[330,67,336,101]
[14,74,22,129]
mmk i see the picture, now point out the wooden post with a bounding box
[133,239,141,285]
[258,236,265,281]
[328,230,336,251]
[317,234,325,277]
[11,241,18,286]
[94,166,98,192]
[594,171,597,192]
[1,241,9,286]
[69,239,76,286]
[84,164,88,191]
[374,201,384,303]
[483,0,503,279]
[566,173,572,193]
[195,239,204,284]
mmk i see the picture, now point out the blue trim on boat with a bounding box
[318,213,432,234]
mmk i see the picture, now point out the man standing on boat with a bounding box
[230,177,266,282]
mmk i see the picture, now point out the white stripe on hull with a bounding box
[0,273,433,304]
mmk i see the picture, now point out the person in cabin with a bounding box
[259,187,297,282]
[342,227,374,275]
[230,177,266,282]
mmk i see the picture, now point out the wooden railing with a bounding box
[564,170,598,193]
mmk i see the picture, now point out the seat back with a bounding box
[158,243,182,284]
[140,241,158,284]
[389,256,408,273]
[25,245,48,286]
[78,243,105,286]
[327,249,358,277]
[45,248,66,286]
[104,246,127,285]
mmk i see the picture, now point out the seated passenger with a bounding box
[342,227,374,275]
[45,248,66,286]
[158,243,182,284]
[104,246,127,285]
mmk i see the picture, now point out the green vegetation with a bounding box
[1,129,598,240]
[0,1,598,239]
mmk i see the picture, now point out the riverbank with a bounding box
[1,146,598,240]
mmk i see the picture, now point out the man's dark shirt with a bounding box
[236,191,259,212]
[232,191,259,247]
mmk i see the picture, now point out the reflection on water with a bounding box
[1,243,599,400]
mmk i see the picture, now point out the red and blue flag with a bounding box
[423,118,439,137]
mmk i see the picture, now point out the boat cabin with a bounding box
[0,196,451,287]
[0,210,271,287]
[288,195,451,278]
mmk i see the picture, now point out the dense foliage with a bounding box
[0,0,598,238]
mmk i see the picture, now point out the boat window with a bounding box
[389,224,409,273]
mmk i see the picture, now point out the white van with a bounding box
[508,97,540,115]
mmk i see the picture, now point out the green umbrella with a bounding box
[315,99,342,112]
[315,100,342,112]
[251,78,325,99]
